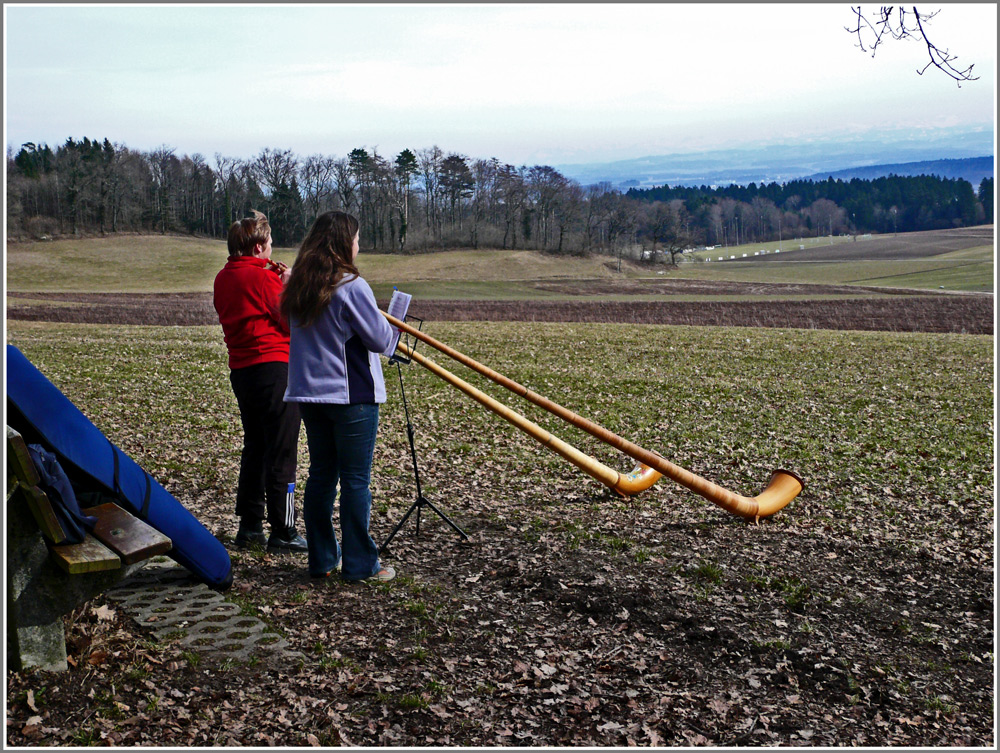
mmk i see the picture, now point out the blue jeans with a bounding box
[299,403,382,580]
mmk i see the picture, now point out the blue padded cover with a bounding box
[6,344,232,590]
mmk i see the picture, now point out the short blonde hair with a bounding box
[227,210,271,257]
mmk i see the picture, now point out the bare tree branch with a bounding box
[846,5,979,85]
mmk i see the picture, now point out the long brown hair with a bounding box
[281,211,360,327]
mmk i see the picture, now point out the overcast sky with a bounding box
[3,3,996,166]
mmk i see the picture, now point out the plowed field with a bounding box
[7,287,993,334]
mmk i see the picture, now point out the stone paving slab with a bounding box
[105,557,303,665]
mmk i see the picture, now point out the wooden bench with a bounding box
[6,425,173,671]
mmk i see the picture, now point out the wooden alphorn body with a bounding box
[385,313,803,519]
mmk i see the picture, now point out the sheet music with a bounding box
[384,288,412,358]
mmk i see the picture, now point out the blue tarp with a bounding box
[6,344,232,590]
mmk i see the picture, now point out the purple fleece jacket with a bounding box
[284,276,396,404]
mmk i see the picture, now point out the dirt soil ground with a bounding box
[5,287,995,747]
[6,284,994,334]
[6,484,994,747]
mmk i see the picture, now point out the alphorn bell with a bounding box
[384,312,804,519]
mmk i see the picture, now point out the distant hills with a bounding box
[804,157,992,187]
[554,130,995,190]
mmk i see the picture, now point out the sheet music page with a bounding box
[384,289,412,357]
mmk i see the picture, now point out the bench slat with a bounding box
[50,536,122,574]
[6,426,41,487]
[18,482,70,544]
[82,502,172,565]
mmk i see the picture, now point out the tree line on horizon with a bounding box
[6,137,994,260]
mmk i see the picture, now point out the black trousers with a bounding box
[229,361,301,533]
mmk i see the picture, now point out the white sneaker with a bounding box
[367,565,395,582]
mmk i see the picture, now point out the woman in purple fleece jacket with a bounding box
[281,211,398,582]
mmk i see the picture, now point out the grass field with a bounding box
[5,236,645,295]
[682,248,993,293]
[5,226,994,296]
[7,318,991,539]
[678,246,994,292]
[5,317,994,744]
[3,228,995,746]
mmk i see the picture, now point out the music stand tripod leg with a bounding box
[418,496,468,540]
[379,360,468,553]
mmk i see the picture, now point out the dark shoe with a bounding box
[234,522,267,549]
[267,531,308,553]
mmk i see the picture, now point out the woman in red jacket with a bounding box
[213,211,307,553]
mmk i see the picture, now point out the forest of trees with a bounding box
[6,137,994,260]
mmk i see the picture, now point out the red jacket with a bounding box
[213,256,290,370]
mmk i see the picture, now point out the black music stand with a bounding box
[379,316,468,553]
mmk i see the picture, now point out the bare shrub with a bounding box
[25,215,61,240]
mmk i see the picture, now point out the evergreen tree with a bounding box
[978,178,994,224]
[394,149,420,251]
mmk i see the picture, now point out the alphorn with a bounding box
[384,313,804,519]
[393,340,662,498]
